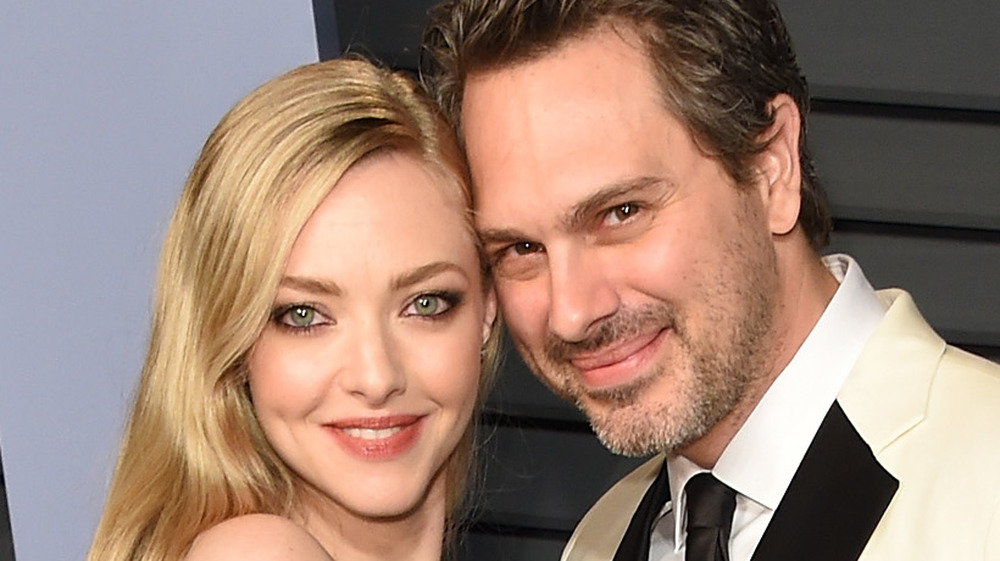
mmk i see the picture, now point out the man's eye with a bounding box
[605,202,639,226]
[489,240,546,281]
[511,241,543,256]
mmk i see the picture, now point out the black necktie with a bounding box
[684,473,736,561]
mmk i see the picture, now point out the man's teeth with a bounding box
[341,426,404,440]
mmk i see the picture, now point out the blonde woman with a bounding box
[86,57,501,561]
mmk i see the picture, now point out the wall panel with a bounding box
[478,426,646,532]
[829,230,1000,348]
[814,111,1000,231]
[458,531,566,561]
[776,0,1000,111]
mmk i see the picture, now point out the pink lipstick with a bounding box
[325,415,424,460]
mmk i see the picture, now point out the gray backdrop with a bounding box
[0,2,318,559]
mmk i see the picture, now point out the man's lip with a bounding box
[569,328,670,390]
[569,329,665,371]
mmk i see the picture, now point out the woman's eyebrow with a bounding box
[278,275,343,297]
[390,261,466,291]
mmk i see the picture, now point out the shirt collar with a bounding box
[664,254,885,544]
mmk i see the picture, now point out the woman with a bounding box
[86,57,501,561]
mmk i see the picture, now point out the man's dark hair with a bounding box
[421,0,831,250]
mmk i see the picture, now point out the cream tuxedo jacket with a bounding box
[562,289,1000,561]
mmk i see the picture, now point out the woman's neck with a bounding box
[297,475,448,561]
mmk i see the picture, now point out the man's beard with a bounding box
[527,229,778,457]
[587,297,770,457]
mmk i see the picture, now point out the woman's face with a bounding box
[248,151,494,522]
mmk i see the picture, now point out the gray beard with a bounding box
[535,212,778,457]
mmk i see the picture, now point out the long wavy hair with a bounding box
[86,57,501,561]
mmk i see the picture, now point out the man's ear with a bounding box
[482,286,498,346]
[756,93,802,236]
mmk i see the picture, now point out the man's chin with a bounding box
[571,368,657,409]
[581,396,707,458]
[590,419,674,457]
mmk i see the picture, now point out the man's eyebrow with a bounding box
[476,177,668,246]
[279,275,343,297]
[477,227,529,247]
[562,176,666,231]
[390,261,466,291]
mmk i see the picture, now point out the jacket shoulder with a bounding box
[561,455,664,561]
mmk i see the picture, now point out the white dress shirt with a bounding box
[649,254,887,561]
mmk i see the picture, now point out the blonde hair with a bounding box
[87,57,501,561]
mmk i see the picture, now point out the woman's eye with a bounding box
[275,305,330,330]
[287,306,316,327]
[405,293,456,318]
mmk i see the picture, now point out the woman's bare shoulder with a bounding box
[185,514,333,561]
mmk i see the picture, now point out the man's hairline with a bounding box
[452,15,792,231]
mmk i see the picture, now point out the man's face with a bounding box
[461,27,781,457]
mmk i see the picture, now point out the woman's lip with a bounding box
[324,415,425,460]
[327,414,423,430]
[570,329,669,390]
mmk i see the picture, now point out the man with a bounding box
[421,1,1000,559]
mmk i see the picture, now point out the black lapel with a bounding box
[613,460,670,561]
[750,401,898,561]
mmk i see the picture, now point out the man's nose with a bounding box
[547,245,620,342]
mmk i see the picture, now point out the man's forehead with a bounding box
[459,24,687,240]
